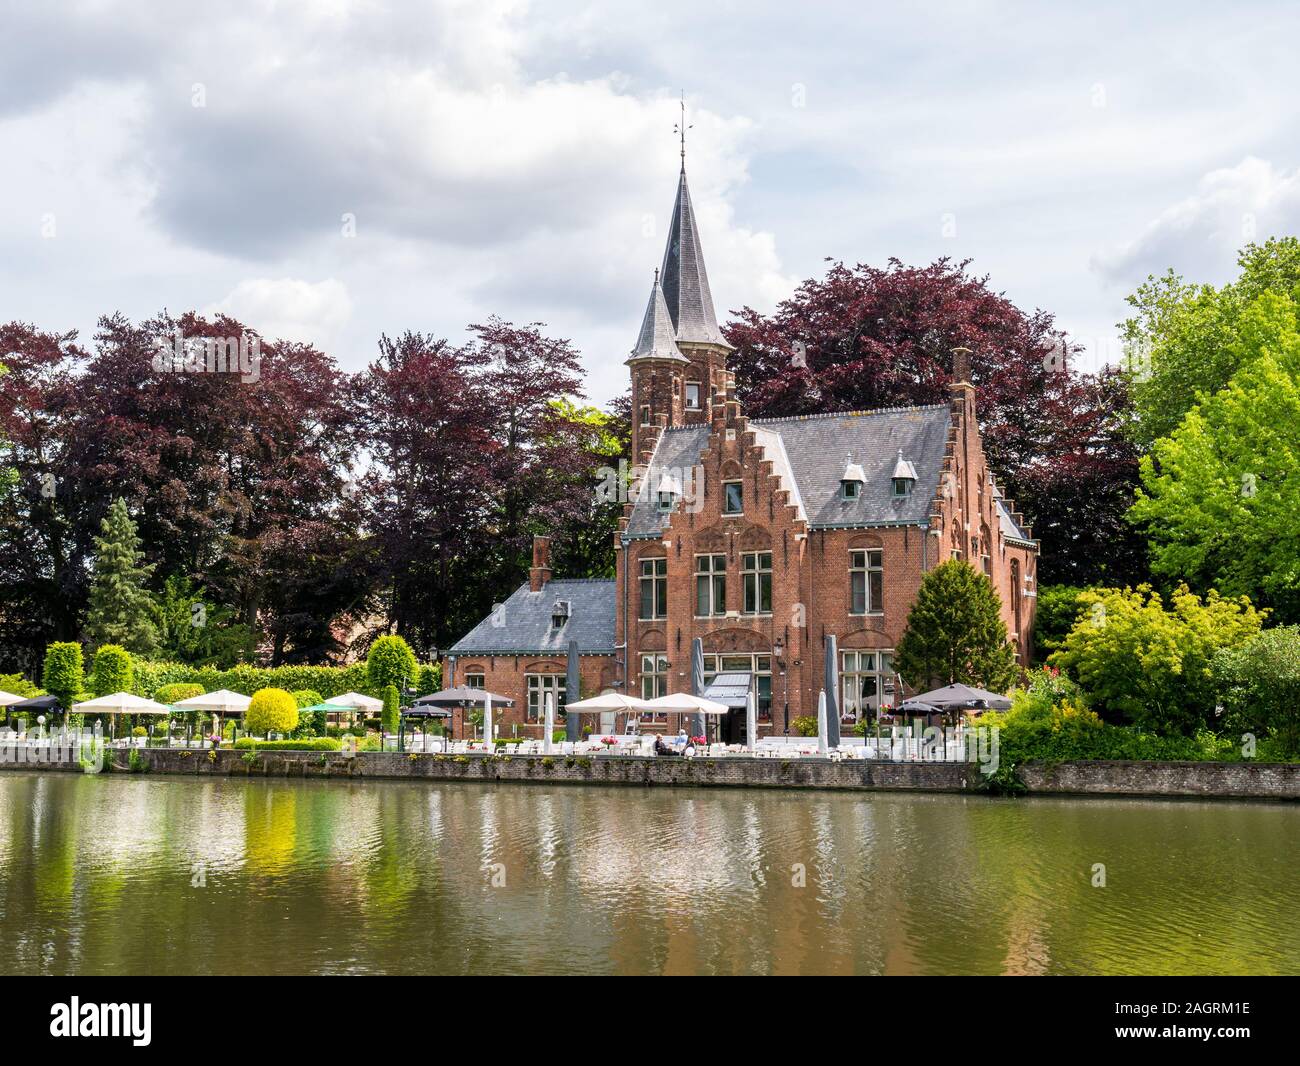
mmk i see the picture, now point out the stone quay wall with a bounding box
[4,747,1299,800]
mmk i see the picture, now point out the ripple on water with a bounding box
[1,774,1297,975]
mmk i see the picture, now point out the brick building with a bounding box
[445,163,1039,740]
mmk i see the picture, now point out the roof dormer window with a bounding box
[656,471,680,513]
[550,600,570,630]
[891,450,917,498]
[841,458,866,501]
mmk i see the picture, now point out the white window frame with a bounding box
[850,549,884,615]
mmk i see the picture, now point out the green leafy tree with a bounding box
[366,635,417,693]
[381,683,400,734]
[85,498,158,655]
[1129,292,1300,622]
[1050,584,1264,735]
[1032,585,1089,663]
[41,642,84,710]
[90,644,134,697]
[894,559,1018,692]
[245,688,299,737]
[1215,626,1300,757]
[1121,237,1300,446]
[291,689,323,708]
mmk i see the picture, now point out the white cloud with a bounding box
[1092,158,1300,286]
[206,278,353,349]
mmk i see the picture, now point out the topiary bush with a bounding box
[245,687,299,737]
[366,635,417,692]
[90,643,135,697]
[381,683,400,734]
[42,642,84,710]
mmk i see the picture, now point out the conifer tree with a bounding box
[895,559,1018,692]
[85,499,158,655]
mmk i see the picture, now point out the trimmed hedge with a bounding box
[153,683,205,705]
[233,737,341,751]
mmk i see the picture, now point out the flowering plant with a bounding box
[599,736,618,746]
[690,735,706,745]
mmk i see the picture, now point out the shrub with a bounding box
[366,635,417,692]
[291,689,323,708]
[1215,626,1300,756]
[792,715,818,737]
[381,684,400,733]
[1050,584,1265,735]
[42,642,84,710]
[245,688,299,737]
[416,663,441,696]
[90,643,135,697]
[153,683,204,705]
[233,737,341,751]
[132,725,147,737]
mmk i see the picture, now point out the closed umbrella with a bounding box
[824,634,841,748]
[690,637,706,738]
[816,689,829,755]
[565,639,581,742]
[543,691,554,754]
[746,687,758,751]
[483,692,493,747]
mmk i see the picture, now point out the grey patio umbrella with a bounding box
[414,686,515,707]
[690,637,706,738]
[908,683,1012,712]
[824,634,841,747]
[565,639,581,742]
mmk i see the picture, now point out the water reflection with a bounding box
[0,772,1296,975]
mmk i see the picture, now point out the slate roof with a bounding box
[628,274,689,364]
[995,495,1032,544]
[659,167,727,347]
[449,578,616,655]
[625,405,953,537]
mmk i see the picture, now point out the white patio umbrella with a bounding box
[640,692,730,714]
[563,691,656,712]
[73,692,170,740]
[173,688,253,742]
[173,688,252,714]
[642,691,730,737]
[816,689,829,755]
[564,690,655,736]
[543,691,555,755]
[746,688,758,751]
[325,691,383,713]
[0,691,26,707]
[73,692,170,714]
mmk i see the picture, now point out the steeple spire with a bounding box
[659,166,727,347]
[627,270,689,364]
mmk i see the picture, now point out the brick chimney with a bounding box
[529,535,552,592]
[950,346,973,389]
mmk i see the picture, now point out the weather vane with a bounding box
[673,91,692,168]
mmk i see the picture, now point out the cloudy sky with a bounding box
[5,0,1300,405]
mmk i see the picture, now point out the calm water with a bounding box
[0,771,1297,975]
